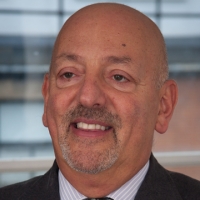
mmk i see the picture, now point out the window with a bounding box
[0,0,199,187]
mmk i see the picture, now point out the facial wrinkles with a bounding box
[58,104,122,174]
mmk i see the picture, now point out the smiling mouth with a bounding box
[73,122,111,131]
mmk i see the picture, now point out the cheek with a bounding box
[116,96,141,123]
[116,97,153,144]
[116,99,140,133]
[48,87,77,117]
[45,93,68,139]
[118,101,155,161]
[46,85,81,139]
[48,94,64,117]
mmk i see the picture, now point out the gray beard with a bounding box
[58,104,122,174]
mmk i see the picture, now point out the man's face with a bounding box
[43,16,161,174]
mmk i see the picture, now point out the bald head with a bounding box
[51,3,168,88]
[43,4,178,191]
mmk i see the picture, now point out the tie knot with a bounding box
[83,198,113,200]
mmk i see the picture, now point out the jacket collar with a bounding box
[21,154,183,200]
[21,160,60,200]
[135,154,182,200]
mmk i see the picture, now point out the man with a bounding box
[0,3,200,200]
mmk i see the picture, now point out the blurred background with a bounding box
[0,0,200,187]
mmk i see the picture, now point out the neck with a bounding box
[57,158,148,198]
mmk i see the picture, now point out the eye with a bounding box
[56,66,84,89]
[113,74,128,82]
[63,72,75,79]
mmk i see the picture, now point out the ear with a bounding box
[42,73,49,127]
[155,80,178,134]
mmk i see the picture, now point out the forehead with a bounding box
[55,14,148,63]
[54,53,135,69]
[51,6,161,80]
[54,29,147,75]
[57,5,151,49]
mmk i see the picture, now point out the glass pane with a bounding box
[0,0,58,11]
[0,102,49,142]
[161,18,200,37]
[162,0,200,14]
[64,0,156,13]
[0,14,58,36]
[0,0,200,187]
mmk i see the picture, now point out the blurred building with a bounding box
[0,0,200,186]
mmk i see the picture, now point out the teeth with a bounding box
[82,122,88,129]
[76,122,108,131]
[96,124,101,129]
[88,124,95,129]
[100,126,105,131]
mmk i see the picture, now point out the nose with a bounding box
[78,76,106,108]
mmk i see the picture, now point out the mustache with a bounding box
[64,104,122,129]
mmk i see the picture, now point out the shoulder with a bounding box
[136,154,200,200]
[0,160,59,200]
[0,175,43,200]
[168,170,200,199]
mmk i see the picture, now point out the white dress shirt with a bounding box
[59,161,149,200]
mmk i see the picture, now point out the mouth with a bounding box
[72,122,112,131]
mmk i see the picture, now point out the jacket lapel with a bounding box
[20,160,60,200]
[18,155,185,199]
[135,154,182,200]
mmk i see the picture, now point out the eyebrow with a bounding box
[55,53,83,63]
[54,53,132,67]
[104,55,132,65]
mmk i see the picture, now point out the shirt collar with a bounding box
[59,161,149,200]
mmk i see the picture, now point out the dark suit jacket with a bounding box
[0,154,200,200]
